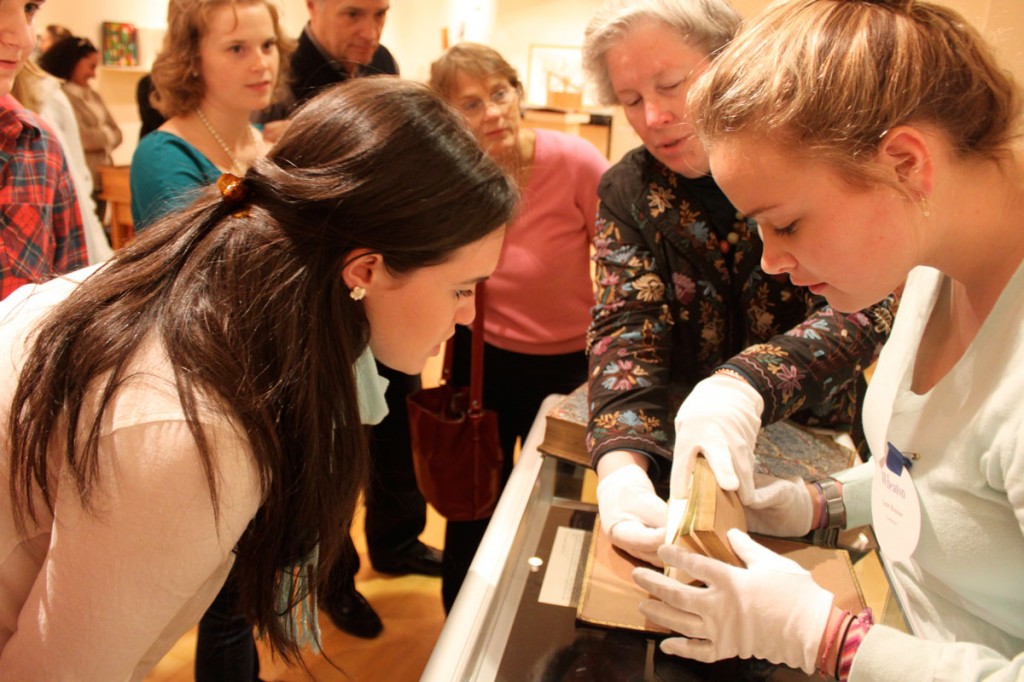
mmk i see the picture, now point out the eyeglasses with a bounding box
[459,87,517,119]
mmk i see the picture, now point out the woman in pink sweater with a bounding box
[430,42,610,611]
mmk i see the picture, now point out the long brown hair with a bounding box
[7,76,518,661]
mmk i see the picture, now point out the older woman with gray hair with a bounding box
[582,0,896,565]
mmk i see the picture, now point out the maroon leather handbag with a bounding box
[407,290,503,521]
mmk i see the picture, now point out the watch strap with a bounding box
[812,477,846,548]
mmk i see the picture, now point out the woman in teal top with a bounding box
[128,0,292,679]
[131,132,221,227]
[130,0,290,230]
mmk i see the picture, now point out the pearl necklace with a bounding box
[195,107,257,175]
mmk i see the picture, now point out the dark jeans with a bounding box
[442,327,587,611]
[364,362,427,565]
[194,362,428,678]
[195,573,259,682]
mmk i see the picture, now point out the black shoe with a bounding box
[321,588,383,639]
[372,541,444,577]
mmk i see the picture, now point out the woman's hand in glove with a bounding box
[596,454,667,566]
[744,473,815,538]
[632,529,834,674]
[671,373,764,505]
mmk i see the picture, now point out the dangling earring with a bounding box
[920,197,931,218]
[349,286,366,301]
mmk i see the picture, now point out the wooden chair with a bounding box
[96,165,134,250]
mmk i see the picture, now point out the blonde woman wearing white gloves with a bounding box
[636,1,1024,679]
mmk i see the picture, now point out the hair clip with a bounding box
[217,172,251,218]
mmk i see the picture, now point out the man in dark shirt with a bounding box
[290,0,398,106]
[289,0,443,641]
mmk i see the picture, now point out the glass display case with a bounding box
[422,395,907,681]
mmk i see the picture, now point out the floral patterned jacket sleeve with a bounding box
[586,148,895,476]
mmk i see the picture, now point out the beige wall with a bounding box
[33,0,1024,163]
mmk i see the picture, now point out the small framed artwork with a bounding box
[526,44,590,110]
[101,22,139,67]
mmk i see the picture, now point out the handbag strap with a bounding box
[469,285,485,413]
[437,284,486,415]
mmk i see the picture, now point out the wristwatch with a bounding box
[812,477,846,548]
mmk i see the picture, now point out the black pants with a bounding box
[194,362,427,680]
[441,327,587,611]
[364,362,427,564]
[194,571,259,681]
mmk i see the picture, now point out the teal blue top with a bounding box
[130,131,220,231]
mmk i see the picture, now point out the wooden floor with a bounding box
[145,357,450,682]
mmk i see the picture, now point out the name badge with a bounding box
[871,443,921,561]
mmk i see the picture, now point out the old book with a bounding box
[668,456,746,570]
[539,382,857,479]
[577,517,867,634]
[576,516,671,634]
[538,382,590,466]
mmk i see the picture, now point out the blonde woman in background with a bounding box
[127,0,291,678]
[12,60,113,264]
[35,23,69,54]
[130,0,291,231]
[38,35,122,221]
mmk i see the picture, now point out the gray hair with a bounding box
[582,0,742,105]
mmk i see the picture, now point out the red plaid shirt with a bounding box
[0,94,86,300]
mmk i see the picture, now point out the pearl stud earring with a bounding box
[350,286,366,301]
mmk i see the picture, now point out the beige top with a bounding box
[0,267,260,681]
[61,82,123,189]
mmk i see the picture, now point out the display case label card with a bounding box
[538,526,591,607]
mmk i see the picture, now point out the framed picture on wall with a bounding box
[101,21,139,67]
[526,44,591,110]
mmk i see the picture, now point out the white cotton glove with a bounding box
[744,473,814,538]
[671,374,764,505]
[596,463,668,566]
[633,529,833,674]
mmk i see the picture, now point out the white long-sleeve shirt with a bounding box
[0,268,259,680]
[836,264,1024,681]
[35,76,113,265]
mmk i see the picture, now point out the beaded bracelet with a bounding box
[834,609,856,677]
[817,609,852,678]
[837,608,874,681]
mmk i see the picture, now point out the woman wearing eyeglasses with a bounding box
[429,42,609,612]
[580,0,897,568]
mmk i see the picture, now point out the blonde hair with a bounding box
[150,0,293,117]
[583,0,742,106]
[689,0,1020,183]
[11,60,48,113]
[428,42,523,101]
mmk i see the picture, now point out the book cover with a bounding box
[577,517,867,634]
